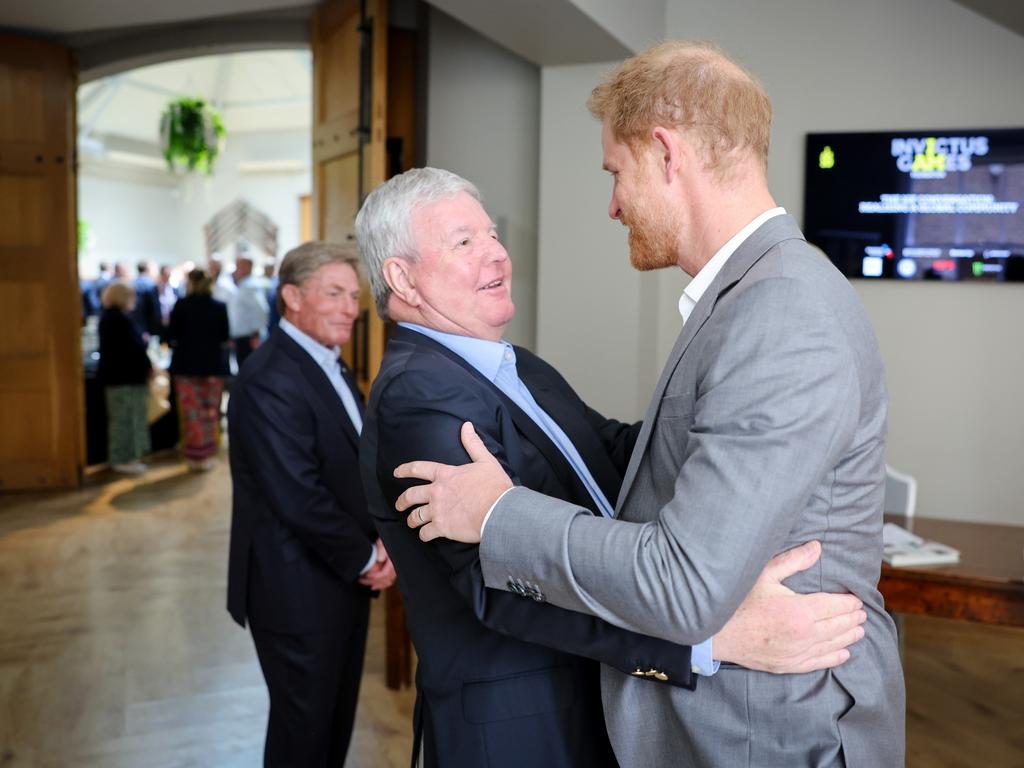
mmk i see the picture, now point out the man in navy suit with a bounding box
[227,241,396,767]
[355,168,867,768]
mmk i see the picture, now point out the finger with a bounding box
[396,484,432,512]
[760,541,822,584]
[419,521,446,543]
[814,624,866,657]
[461,422,497,465]
[791,648,851,674]
[407,505,429,529]
[394,460,444,481]
[814,609,867,641]
[802,592,864,620]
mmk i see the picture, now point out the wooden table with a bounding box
[879,515,1024,627]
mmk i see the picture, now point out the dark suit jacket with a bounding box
[132,276,163,337]
[360,326,694,768]
[166,294,231,377]
[227,328,376,634]
[97,308,151,386]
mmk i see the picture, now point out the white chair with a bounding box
[884,465,917,518]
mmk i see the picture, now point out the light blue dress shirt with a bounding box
[279,318,375,574]
[401,322,717,675]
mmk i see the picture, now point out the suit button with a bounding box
[644,669,657,677]
[631,668,645,677]
[654,672,669,682]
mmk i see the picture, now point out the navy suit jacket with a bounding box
[227,328,376,634]
[360,326,694,768]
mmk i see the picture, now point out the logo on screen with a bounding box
[891,136,989,179]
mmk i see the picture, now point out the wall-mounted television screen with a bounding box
[804,128,1024,282]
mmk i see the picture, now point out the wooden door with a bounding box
[0,35,82,490]
[311,0,388,396]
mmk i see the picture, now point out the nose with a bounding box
[608,194,621,221]
[490,239,509,263]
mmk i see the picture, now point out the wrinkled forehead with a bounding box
[412,192,495,245]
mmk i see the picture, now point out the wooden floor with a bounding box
[0,452,1021,767]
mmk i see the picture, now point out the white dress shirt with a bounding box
[678,207,787,323]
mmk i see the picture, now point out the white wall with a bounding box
[537,0,1024,524]
[78,175,185,275]
[177,129,311,265]
[425,8,541,349]
[537,63,664,422]
[78,129,310,276]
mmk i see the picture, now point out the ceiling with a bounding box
[79,49,311,144]
[77,50,311,181]
[1,0,1022,43]
[0,0,314,35]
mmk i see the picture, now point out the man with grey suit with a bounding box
[397,41,905,766]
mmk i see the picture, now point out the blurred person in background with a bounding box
[98,281,153,475]
[132,260,163,337]
[156,264,179,332]
[264,261,281,332]
[228,252,270,371]
[166,268,231,471]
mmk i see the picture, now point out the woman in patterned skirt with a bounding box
[166,268,231,471]
[98,281,153,474]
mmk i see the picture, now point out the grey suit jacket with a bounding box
[479,215,905,767]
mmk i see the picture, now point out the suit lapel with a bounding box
[523,369,621,506]
[277,330,361,448]
[395,328,593,508]
[616,215,807,510]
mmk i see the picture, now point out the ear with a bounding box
[382,257,420,306]
[651,126,685,184]
[280,283,303,314]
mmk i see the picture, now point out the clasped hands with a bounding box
[395,421,867,673]
[359,537,397,591]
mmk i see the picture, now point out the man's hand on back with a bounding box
[713,541,867,673]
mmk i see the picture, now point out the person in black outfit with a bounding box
[166,269,230,471]
[98,281,153,475]
[132,261,163,337]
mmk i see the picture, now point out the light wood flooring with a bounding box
[0,452,1021,767]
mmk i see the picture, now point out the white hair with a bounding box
[355,167,480,319]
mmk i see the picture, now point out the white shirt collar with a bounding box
[678,207,786,323]
[279,317,340,369]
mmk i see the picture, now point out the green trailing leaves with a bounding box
[159,97,226,175]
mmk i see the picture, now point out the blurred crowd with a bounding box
[79,246,281,475]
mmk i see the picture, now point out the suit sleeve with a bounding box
[376,372,695,688]
[480,277,862,644]
[231,372,373,582]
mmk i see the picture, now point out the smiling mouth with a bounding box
[479,279,504,290]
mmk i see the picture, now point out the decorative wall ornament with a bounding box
[158,97,226,175]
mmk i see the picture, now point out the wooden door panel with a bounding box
[0,34,81,490]
[319,12,361,123]
[0,281,49,356]
[312,0,388,392]
[321,154,359,245]
[0,175,48,246]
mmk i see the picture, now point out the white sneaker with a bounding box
[113,461,146,475]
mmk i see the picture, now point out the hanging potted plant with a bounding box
[159,97,226,175]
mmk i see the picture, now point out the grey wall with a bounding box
[536,0,1024,525]
[425,8,540,349]
[536,63,663,422]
